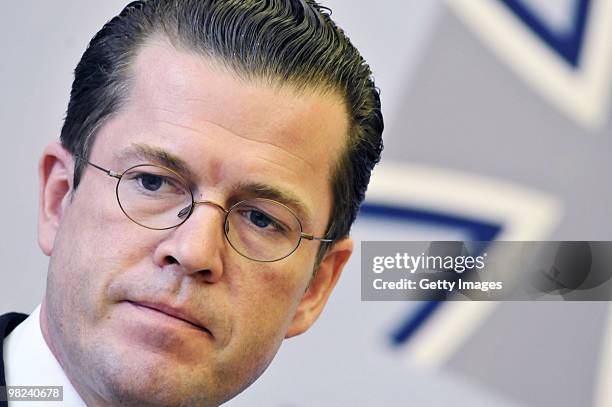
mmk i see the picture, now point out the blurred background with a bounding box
[1,1,611,406]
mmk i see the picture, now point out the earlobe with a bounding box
[38,142,74,256]
[285,237,353,338]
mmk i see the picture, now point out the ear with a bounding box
[285,237,353,338]
[38,142,74,256]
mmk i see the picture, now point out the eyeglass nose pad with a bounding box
[177,205,192,219]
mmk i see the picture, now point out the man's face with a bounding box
[38,40,351,406]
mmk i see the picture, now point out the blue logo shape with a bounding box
[358,203,502,346]
[498,0,591,67]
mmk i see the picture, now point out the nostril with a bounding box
[199,269,218,282]
[165,255,179,265]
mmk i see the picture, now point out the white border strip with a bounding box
[448,0,612,130]
[594,304,612,407]
[366,161,562,369]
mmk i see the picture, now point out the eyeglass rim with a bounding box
[94,162,332,262]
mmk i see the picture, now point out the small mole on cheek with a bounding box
[261,271,276,283]
[258,268,298,293]
[260,270,279,284]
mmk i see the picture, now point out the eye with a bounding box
[125,170,186,196]
[237,208,286,233]
[137,173,164,191]
[249,210,272,228]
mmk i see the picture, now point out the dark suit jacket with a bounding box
[0,312,28,407]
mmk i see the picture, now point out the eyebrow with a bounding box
[117,143,313,223]
[234,181,312,224]
[117,143,197,180]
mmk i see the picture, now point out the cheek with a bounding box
[75,182,159,257]
[222,262,310,359]
[48,191,158,319]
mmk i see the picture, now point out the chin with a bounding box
[91,350,219,407]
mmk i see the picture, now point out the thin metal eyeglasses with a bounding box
[83,160,333,262]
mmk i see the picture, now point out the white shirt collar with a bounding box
[3,305,86,406]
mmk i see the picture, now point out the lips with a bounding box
[126,300,212,336]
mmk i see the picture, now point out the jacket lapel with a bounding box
[0,312,28,407]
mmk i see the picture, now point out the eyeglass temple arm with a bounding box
[301,233,333,243]
[81,159,122,179]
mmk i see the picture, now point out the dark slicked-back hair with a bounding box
[61,0,383,257]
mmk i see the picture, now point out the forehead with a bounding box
[94,39,349,228]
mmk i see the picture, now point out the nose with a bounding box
[152,201,228,283]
